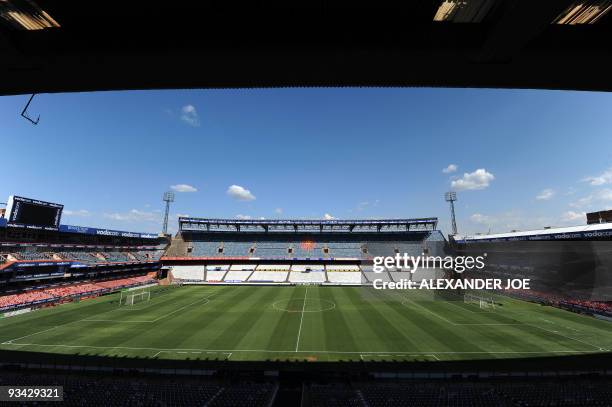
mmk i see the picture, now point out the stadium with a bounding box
[3,0,612,403]
[1,192,611,405]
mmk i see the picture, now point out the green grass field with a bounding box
[1,285,611,362]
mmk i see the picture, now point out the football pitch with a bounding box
[1,285,611,362]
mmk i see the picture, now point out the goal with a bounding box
[119,289,151,306]
[464,293,495,310]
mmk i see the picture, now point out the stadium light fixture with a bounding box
[445,191,458,235]
[162,191,175,235]
[553,1,612,24]
[0,0,61,30]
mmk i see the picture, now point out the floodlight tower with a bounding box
[445,191,458,236]
[162,191,175,235]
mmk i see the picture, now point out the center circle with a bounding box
[273,298,336,313]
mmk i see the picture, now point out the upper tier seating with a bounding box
[3,244,164,265]
[184,236,441,259]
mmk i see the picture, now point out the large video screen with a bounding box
[5,195,63,230]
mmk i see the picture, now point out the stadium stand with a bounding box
[2,245,164,265]
[292,264,325,272]
[230,264,257,271]
[170,219,446,262]
[224,269,253,282]
[248,270,289,283]
[0,275,156,311]
[256,264,291,271]
[206,268,229,282]
[1,371,611,407]
[171,265,206,281]
[0,290,55,310]
[0,372,278,407]
[289,271,326,284]
[327,271,362,284]
[326,265,360,272]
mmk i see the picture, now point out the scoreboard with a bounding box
[5,195,63,231]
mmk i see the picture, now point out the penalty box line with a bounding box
[398,293,608,351]
[0,342,604,356]
[83,290,224,324]
[1,288,226,344]
[399,295,520,326]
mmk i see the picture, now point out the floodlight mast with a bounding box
[445,191,458,235]
[162,191,175,235]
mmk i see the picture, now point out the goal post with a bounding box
[119,288,151,306]
[464,292,495,309]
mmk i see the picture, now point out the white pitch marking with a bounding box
[527,324,608,351]
[2,287,225,343]
[295,286,309,352]
[0,342,603,355]
[1,326,61,345]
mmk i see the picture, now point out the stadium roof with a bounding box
[2,0,612,95]
[456,221,612,242]
[179,217,438,233]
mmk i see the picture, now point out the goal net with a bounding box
[464,293,495,310]
[119,289,151,306]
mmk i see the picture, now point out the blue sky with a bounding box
[1,88,612,235]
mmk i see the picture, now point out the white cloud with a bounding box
[323,213,335,220]
[442,164,458,174]
[583,168,612,186]
[570,195,593,208]
[174,213,189,218]
[275,208,283,215]
[235,214,252,220]
[63,209,91,217]
[227,185,256,201]
[470,213,491,224]
[180,104,200,127]
[451,168,495,191]
[536,188,555,201]
[170,184,197,193]
[570,189,612,209]
[561,211,586,222]
[103,209,160,223]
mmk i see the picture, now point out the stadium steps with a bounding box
[220,268,230,282]
[165,235,189,257]
[205,386,226,406]
[245,268,257,282]
[359,266,370,283]
[324,265,330,283]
